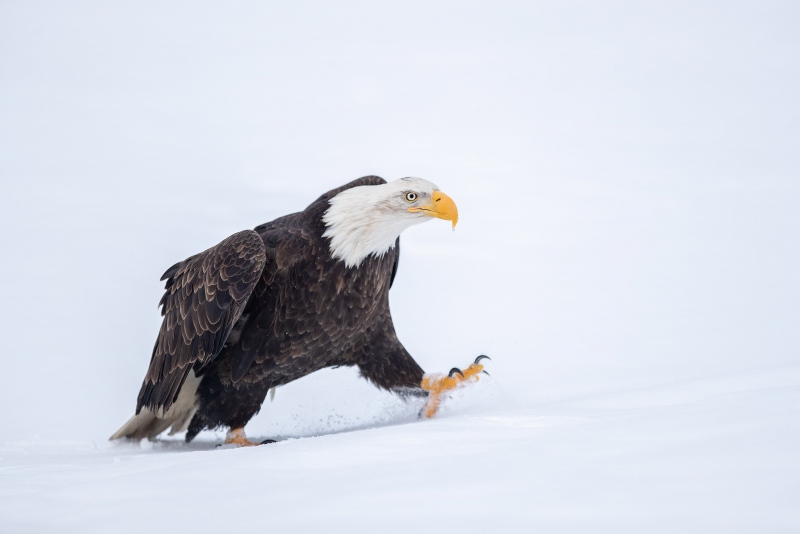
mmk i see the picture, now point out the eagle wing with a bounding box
[229,224,317,382]
[136,230,266,414]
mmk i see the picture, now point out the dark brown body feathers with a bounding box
[133,176,425,441]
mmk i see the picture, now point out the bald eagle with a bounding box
[111,176,487,446]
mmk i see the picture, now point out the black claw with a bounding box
[482,370,490,377]
[448,367,465,378]
[474,355,491,364]
[261,439,277,445]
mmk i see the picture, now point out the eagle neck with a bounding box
[321,189,414,268]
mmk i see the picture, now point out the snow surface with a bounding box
[1,1,799,532]
[3,367,799,532]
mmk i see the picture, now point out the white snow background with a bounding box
[1,1,798,532]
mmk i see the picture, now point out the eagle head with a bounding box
[322,177,458,268]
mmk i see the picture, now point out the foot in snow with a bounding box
[420,355,490,418]
[223,428,266,447]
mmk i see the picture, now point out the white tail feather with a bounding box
[109,370,202,441]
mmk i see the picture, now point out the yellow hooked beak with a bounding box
[407,191,459,229]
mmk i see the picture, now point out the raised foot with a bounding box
[420,355,491,418]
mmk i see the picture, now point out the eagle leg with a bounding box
[223,427,262,447]
[420,355,490,418]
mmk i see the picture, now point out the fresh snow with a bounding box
[2,366,799,532]
[1,1,799,532]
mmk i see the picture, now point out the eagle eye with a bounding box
[404,192,418,202]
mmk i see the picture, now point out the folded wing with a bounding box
[136,230,266,415]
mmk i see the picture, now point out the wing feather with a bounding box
[136,230,266,414]
[228,226,316,382]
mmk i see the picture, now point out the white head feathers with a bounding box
[322,177,441,268]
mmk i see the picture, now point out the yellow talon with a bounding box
[421,361,486,418]
[224,427,262,447]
